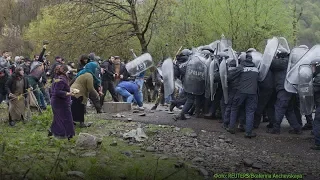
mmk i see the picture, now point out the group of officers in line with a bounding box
[157,37,320,150]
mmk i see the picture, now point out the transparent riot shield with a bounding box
[258,37,279,81]
[205,57,213,98]
[278,37,290,53]
[287,45,320,87]
[209,59,219,101]
[220,58,228,104]
[175,79,183,89]
[285,47,309,93]
[225,47,239,66]
[125,53,153,76]
[298,64,314,115]
[251,51,263,68]
[157,67,163,77]
[183,55,207,95]
[161,58,175,98]
[220,37,232,51]
[209,40,220,53]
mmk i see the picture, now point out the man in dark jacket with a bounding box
[172,50,195,120]
[267,49,302,134]
[0,68,9,103]
[100,56,119,106]
[21,58,31,75]
[223,59,240,128]
[254,68,276,128]
[228,52,259,138]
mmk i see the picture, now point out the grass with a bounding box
[0,104,203,180]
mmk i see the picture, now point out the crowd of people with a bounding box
[0,45,152,140]
[0,37,320,150]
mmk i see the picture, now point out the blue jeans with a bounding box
[115,87,134,103]
[135,78,144,102]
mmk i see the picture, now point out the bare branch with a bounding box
[142,0,159,35]
[297,7,303,21]
[87,21,132,30]
[146,24,154,46]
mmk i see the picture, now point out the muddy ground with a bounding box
[89,103,320,179]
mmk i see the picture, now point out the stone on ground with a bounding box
[76,133,102,149]
[103,102,131,113]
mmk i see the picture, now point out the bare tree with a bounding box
[72,0,159,54]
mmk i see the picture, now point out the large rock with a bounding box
[76,133,102,149]
[103,102,131,113]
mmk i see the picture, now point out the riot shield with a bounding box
[205,57,213,98]
[201,45,216,54]
[183,55,207,95]
[220,37,232,51]
[161,58,175,98]
[197,46,204,51]
[225,47,238,66]
[278,37,290,53]
[209,59,219,101]
[125,53,153,76]
[287,45,320,87]
[220,58,228,104]
[251,51,263,68]
[157,67,163,77]
[285,47,309,93]
[298,64,314,115]
[175,79,183,89]
[209,40,220,53]
[258,37,279,81]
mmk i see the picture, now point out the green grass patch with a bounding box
[0,108,203,179]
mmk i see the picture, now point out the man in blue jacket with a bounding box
[115,81,144,109]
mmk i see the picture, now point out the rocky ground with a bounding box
[90,103,320,179]
[1,102,320,179]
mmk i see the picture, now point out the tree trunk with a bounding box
[137,34,148,54]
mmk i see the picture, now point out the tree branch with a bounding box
[146,24,154,46]
[141,0,159,35]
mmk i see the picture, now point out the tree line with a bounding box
[0,0,319,63]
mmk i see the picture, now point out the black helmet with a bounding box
[180,49,192,56]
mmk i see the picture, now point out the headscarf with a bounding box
[76,61,101,86]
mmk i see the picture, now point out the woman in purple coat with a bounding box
[49,64,75,139]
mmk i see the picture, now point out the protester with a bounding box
[70,62,100,128]
[5,67,30,126]
[49,64,75,139]
[115,81,144,110]
[0,68,9,104]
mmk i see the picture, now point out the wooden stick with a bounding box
[173,46,183,62]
